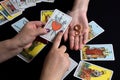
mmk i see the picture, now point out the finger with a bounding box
[31,21,45,27]
[83,31,89,44]
[63,27,69,42]
[74,36,79,50]
[69,30,75,50]
[79,35,84,50]
[64,53,69,58]
[59,45,67,53]
[53,32,63,48]
[37,27,50,35]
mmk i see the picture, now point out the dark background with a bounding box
[0,0,120,80]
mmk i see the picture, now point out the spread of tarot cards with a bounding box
[9,5,115,79]
[0,0,55,25]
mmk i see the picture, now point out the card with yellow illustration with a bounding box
[40,10,54,23]
[18,41,46,63]
[74,61,113,80]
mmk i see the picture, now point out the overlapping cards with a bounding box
[11,17,46,63]
[0,0,55,26]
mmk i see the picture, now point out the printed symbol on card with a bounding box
[40,9,72,42]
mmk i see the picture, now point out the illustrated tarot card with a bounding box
[0,4,22,21]
[88,21,105,42]
[40,10,54,23]
[80,44,115,61]
[74,61,113,80]
[62,57,78,80]
[1,0,20,16]
[40,9,72,42]
[17,41,46,63]
[11,17,47,63]
[0,11,8,25]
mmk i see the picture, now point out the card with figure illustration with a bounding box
[0,4,22,21]
[40,10,54,23]
[40,9,72,42]
[88,21,105,42]
[74,61,113,80]
[0,11,8,25]
[80,44,115,61]
[17,41,46,63]
[62,57,78,80]
[1,0,20,16]
[11,17,47,63]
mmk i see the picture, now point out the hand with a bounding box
[64,10,89,50]
[40,32,70,80]
[13,21,48,48]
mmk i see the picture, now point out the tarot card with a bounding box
[0,4,22,21]
[35,0,42,3]
[17,41,46,63]
[74,61,113,80]
[62,57,78,80]
[80,44,115,61]
[40,10,54,23]
[11,17,29,32]
[14,0,31,9]
[0,11,8,25]
[88,21,105,42]
[41,0,55,3]
[1,0,20,16]
[40,9,72,42]
[26,0,36,7]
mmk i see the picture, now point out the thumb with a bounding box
[37,28,50,35]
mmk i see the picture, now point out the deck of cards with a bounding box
[0,0,55,25]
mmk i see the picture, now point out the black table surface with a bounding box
[0,0,120,80]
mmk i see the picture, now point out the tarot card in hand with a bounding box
[0,11,8,25]
[40,10,54,23]
[74,61,113,80]
[88,21,105,42]
[1,0,20,16]
[40,9,72,42]
[80,44,115,61]
[11,17,46,63]
[62,57,78,80]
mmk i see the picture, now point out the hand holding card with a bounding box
[40,9,72,42]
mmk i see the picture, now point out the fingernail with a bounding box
[46,28,50,32]
[60,30,63,33]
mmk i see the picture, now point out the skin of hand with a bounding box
[64,0,89,50]
[13,21,48,49]
[40,32,70,80]
[0,21,48,63]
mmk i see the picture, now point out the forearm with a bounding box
[72,0,89,12]
[0,38,23,63]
